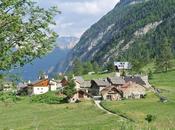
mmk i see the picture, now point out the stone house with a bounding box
[49,79,63,91]
[70,90,92,103]
[107,77,125,87]
[118,82,146,99]
[74,76,85,90]
[90,79,110,96]
[101,86,122,101]
[124,76,146,87]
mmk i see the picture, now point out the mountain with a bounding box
[65,0,175,71]
[56,36,79,49]
[13,36,78,81]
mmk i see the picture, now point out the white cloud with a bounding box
[35,0,120,37]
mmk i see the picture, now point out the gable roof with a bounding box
[29,79,49,87]
[74,76,84,84]
[101,86,123,96]
[124,76,146,86]
[107,77,125,85]
[118,82,145,93]
[81,81,91,88]
[91,79,110,87]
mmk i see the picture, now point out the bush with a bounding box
[0,92,21,103]
[145,114,156,123]
[148,69,153,80]
[30,92,67,104]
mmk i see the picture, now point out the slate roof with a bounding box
[118,82,145,94]
[124,76,146,86]
[107,77,125,85]
[81,81,91,88]
[100,86,123,96]
[74,76,84,84]
[91,79,110,86]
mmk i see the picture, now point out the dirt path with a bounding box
[94,100,117,115]
[94,100,135,122]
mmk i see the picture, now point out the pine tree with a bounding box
[72,59,83,76]
[156,38,173,72]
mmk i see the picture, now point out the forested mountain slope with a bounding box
[66,0,175,70]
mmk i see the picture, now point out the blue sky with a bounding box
[35,0,119,38]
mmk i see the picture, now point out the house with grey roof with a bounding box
[107,77,125,87]
[101,86,123,101]
[74,76,85,90]
[124,76,146,87]
[90,79,110,96]
[118,82,146,99]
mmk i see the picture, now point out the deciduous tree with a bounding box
[0,0,59,70]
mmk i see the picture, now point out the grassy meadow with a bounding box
[101,70,175,129]
[0,70,175,130]
[0,99,127,130]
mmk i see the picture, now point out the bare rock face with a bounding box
[56,37,79,50]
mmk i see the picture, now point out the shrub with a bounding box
[0,92,21,103]
[30,92,67,104]
[148,69,153,80]
[145,114,156,123]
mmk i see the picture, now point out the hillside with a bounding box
[66,0,175,70]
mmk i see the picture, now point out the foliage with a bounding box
[148,69,153,80]
[30,92,67,104]
[121,69,126,77]
[72,59,102,76]
[0,0,59,71]
[82,61,94,74]
[72,58,83,76]
[145,114,156,123]
[0,92,20,105]
[63,79,76,99]
[70,0,175,74]
[155,38,173,72]
[106,62,116,72]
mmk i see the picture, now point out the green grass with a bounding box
[0,99,128,130]
[141,59,175,73]
[101,70,175,129]
[1,68,175,130]
[83,72,115,81]
[150,70,175,88]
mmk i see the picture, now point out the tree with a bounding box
[0,0,59,71]
[72,59,83,76]
[155,38,173,72]
[63,79,76,99]
[130,59,143,74]
[106,62,115,72]
[83,61,93,74]
[92,62,100,73]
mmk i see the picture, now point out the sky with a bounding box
[35,0,120,38]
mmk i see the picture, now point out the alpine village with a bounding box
[0,0,175,130]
